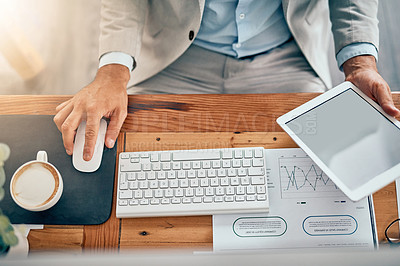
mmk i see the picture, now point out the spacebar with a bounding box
[173,150,221,161]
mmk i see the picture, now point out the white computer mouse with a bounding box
[72,119,107,173]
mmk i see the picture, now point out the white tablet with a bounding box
[277,81,400,201]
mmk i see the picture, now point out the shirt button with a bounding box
[189,30,195,41]
[239,13,245,19]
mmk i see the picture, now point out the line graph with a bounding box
[279,156,344,199]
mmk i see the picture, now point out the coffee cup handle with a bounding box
[36,151,48,162]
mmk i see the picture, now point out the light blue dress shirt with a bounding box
[99,0,378,72]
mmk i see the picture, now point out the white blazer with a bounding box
[99,0,379,89]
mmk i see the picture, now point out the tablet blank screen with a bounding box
[286,88,400,190]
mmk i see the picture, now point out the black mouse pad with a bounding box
[0,115,117,225]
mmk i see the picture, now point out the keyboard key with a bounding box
[197,169,206,178]
[172,162,181,170]
[212,160,221,168]
[120,162,141,172]
[205,187,214,196]
[134,190,143,199]
[121,153,130,159]
[234,150,243,159]
[127,172,136,181]
[222,150,233,159]
[236,186,245,195]
[257,194,267,201]
[129,181,138,190]
[247,186,256,194]
[232,160,241,168]
[238,168,247,176]
[248,167,264,176]
[167,171,176,179]
[119,182,128,190]
[222,160,231,168]
[139,199,149,205]
[173,150,220,161]
[178,170,186,179]
[158,172,166,180]
[152,162,161,171]
[200,179,209,187]
[141,153,149,158]
[148,172,156,180]
[185,188,194,197]
[195,187,204,196]
[160,152,171,162]
[188,170,196,178]
[230,177,240,186]
[120,173,127,182]
[119,200,128,206]
[236,195,245,202]
[192,161,201,169]
[254,149,263,158]
[162,162,171,170]
[226,187,235,195]
[119,190,133,199]
[251,176,265,185]
[242,159,251,167]
[244,150,252,158]
[241,177,250,185]
[150,153,159,162]
[257,185,266,194]
[154,189,163,198]
[225,196,234,202]
[190,179,199,187]
[160,180,168,188]
[220,178,229,186]
[252,158,264,167]
[161,198,170,204]
[203,161,211,169]
[227,169,236,177]
[193,197,202,203]
[216,187,225,196]
[150,199,160,205]
[143,163,151,171]
[207,169,216,177]
[129,199,139,206]
[203,197,213,203]
[246,195,256,201]
[182,198,191,204]
[139,181,148,189]
[182,162,191,170]
[149,180,158,189]
[180,179,189,188]
[144,190,153,198]
[217,169,226,177]
[215,196,223,202]
[175,188,184,197]
[165,189,174,197]
[170,180,179,188]
[210,179,219,187]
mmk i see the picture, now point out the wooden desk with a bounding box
[0,93,398,252]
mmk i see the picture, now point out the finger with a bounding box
[61,111,82,155]
[374,83,400,117]
[53,102,74,132]
[56,99,72,112]
[105,109,127,148]
[83,114,102,161]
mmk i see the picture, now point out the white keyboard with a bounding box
[116,147,269,218]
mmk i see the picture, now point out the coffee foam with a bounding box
[12,162,59,208]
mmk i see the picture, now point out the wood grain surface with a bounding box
[1,93,399,251]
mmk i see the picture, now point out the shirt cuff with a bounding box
[336,43,378,71]
[99,52,135,72]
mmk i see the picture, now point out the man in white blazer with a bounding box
[54,0,400,161]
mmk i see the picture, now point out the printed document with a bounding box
[213,148,377,252]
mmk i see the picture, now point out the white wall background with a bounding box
[0,0,398,95]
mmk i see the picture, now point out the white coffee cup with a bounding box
[10,151,63,211]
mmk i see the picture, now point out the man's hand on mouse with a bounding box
[54,64,129,161]
[343,55,400,117]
